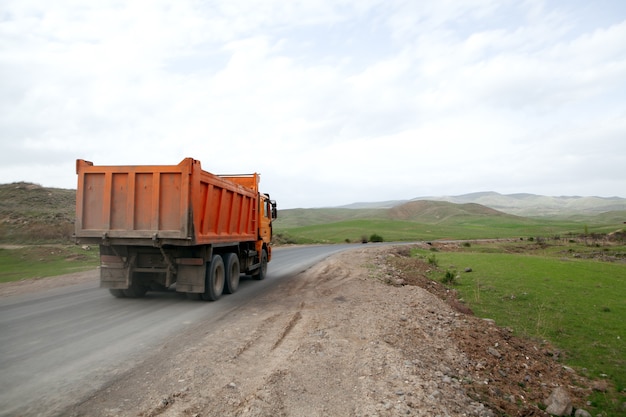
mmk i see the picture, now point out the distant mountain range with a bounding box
[339,192,626,217]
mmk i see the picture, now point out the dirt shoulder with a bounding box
[53,245,590,417]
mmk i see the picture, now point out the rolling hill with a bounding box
[341,192,626,217]
[275,198,625,243]
[1,181,624,244]
[414,192,626,216]
[387,200,511,223]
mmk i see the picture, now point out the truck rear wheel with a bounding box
[123,280,148,298]
[109,289,126,298]
[223,253,240,294]
[253,249,268,280]
[202,255,224,301]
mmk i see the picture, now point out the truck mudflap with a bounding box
[100,254,132,289]
[175,263,207,293]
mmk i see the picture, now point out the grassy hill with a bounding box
[342,192,626,217]
[387,200,509,222]
[0,182,76,243]
[1,181,624,245]
[411,192,626,216]
[271,207,389,228]
[275,200,625,243]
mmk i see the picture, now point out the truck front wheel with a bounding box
[253,249,268,281]
[202,255,225,301]
[223,253,240,294]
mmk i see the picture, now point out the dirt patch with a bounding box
[58,245,593,417]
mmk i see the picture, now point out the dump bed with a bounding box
[75,158,260,246]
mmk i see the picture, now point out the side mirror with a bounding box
[270,200,278,219]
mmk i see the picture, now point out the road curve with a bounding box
[0,244,359,417]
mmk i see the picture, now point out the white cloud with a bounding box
[1,0,625,208]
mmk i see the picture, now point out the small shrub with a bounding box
[462,242,471,248]
[427,254,439,267]
[442,269,458,284]
[369,233,383,243]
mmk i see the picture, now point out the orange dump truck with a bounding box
[74,158,277,300]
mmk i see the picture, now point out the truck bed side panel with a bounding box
[192,170,257,244]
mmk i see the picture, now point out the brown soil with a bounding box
[4,245,594,416]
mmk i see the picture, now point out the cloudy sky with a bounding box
[1,0,625,208]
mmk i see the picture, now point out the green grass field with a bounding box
[411,240,625,414]
[0,245,99,283]
[274,216,620,244]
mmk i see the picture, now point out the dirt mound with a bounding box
[383,245,592,416]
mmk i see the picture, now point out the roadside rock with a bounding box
[545,387,573,416]
[574,408,592,417]
[591,379,609,392]
[487,346,501,358]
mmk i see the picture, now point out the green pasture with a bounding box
[0,245,99,283]
[412,240,625,413]
[274,216,618,244]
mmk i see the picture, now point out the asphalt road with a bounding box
[0,244,359,417]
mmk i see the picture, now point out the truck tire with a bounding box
[109,289,126,298]
[123,280,149,298]
[202,254,225,301]
[253,249,268,280]
[223,253,240,294]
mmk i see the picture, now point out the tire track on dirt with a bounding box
[271,311,302,351]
